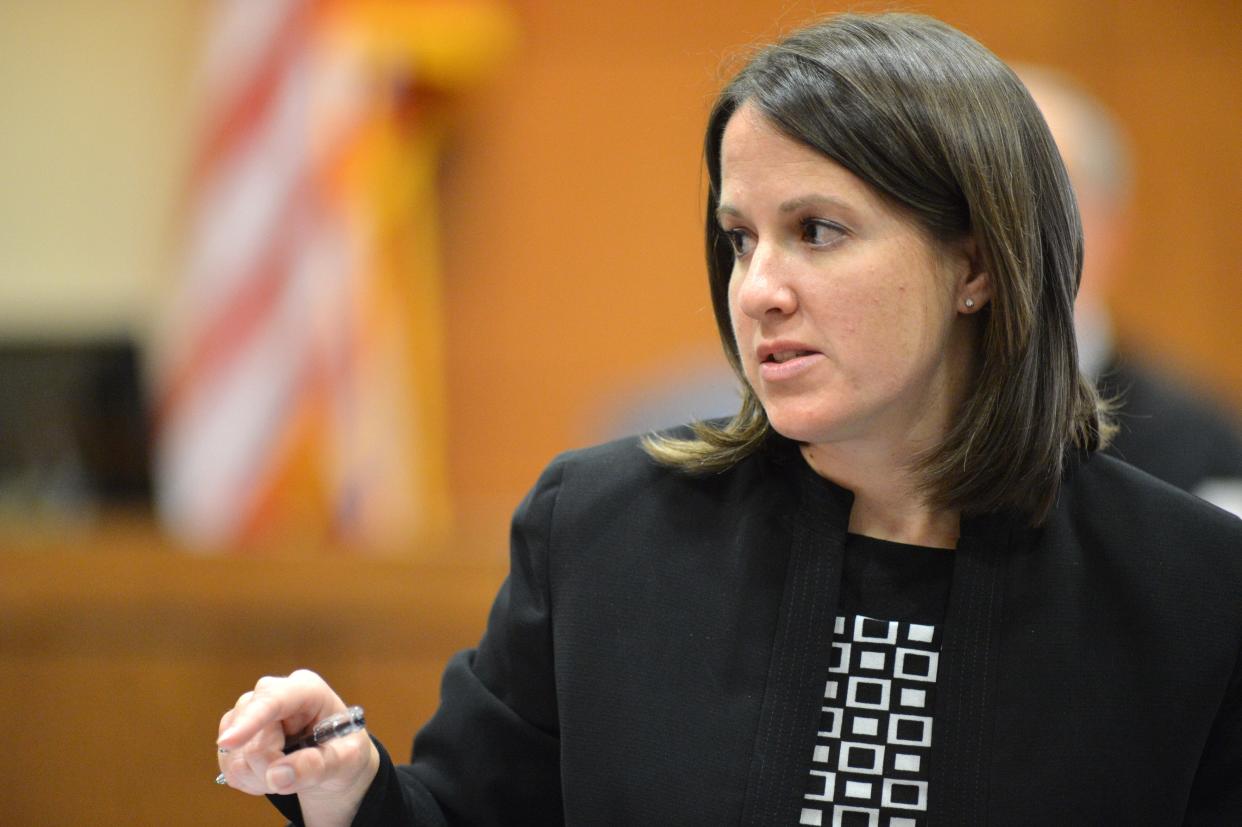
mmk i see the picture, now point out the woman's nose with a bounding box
[735,243,797,319]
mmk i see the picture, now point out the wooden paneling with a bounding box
[0,531,505,824]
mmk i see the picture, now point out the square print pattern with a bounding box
[799,615,941,827]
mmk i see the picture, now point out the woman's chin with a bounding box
[763,409,849,447]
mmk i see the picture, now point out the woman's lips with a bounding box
[757,350,825,381]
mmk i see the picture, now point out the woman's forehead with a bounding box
[718,105,879,216]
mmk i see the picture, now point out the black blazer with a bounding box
[276,434,1242,825]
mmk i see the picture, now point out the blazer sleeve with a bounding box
[1183,638,1242,824]
[269,456,566,826]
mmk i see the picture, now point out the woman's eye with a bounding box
[802,219,844,246]
[725,229,754,257]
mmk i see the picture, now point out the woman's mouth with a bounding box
[766,350,814,364]
[758,349,825,380]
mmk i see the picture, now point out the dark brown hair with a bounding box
[644,12,1111,523]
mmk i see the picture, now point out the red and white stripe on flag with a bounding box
[154,0,458,551]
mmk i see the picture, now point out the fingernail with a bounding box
[267,765,295,789]
[217,727,238,745]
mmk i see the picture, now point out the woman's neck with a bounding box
[800,442,960,549]
[845,495,959,549]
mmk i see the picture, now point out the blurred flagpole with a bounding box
[153,0,514,552]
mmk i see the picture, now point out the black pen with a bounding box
[215,705,366,784]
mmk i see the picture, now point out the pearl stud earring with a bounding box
[963,297,976,309]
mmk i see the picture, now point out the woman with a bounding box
[217,13,1242,825]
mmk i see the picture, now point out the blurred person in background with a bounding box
[1021,66,1242,512]
[215,13,1242,825]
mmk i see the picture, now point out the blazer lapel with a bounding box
[740,450,853,825]
[928,512,1022,826]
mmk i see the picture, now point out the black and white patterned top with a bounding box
[798,534,953,827]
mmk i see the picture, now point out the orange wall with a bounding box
[440,0,1242,542]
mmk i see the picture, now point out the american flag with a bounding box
[153,0,510,551]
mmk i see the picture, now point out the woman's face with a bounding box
[720,104,983,453]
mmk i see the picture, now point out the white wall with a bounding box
[0,0,201,339]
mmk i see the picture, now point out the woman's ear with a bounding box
[954,235,992,313]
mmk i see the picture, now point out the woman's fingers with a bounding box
[218,725,371,796]
[262,743,328,795]
[217,670,333,751]
[216,710,285,793]
[220,748,273,796]
[215,670,349,795]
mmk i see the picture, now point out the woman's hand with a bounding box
[216,670,380,825]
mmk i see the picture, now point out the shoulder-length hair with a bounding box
[644,12,1110,523]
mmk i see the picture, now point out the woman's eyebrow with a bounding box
[777,194,853,214]
[715,194,853,222]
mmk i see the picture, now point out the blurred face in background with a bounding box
[720,104,983,455]
[1024,75,1131,318]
